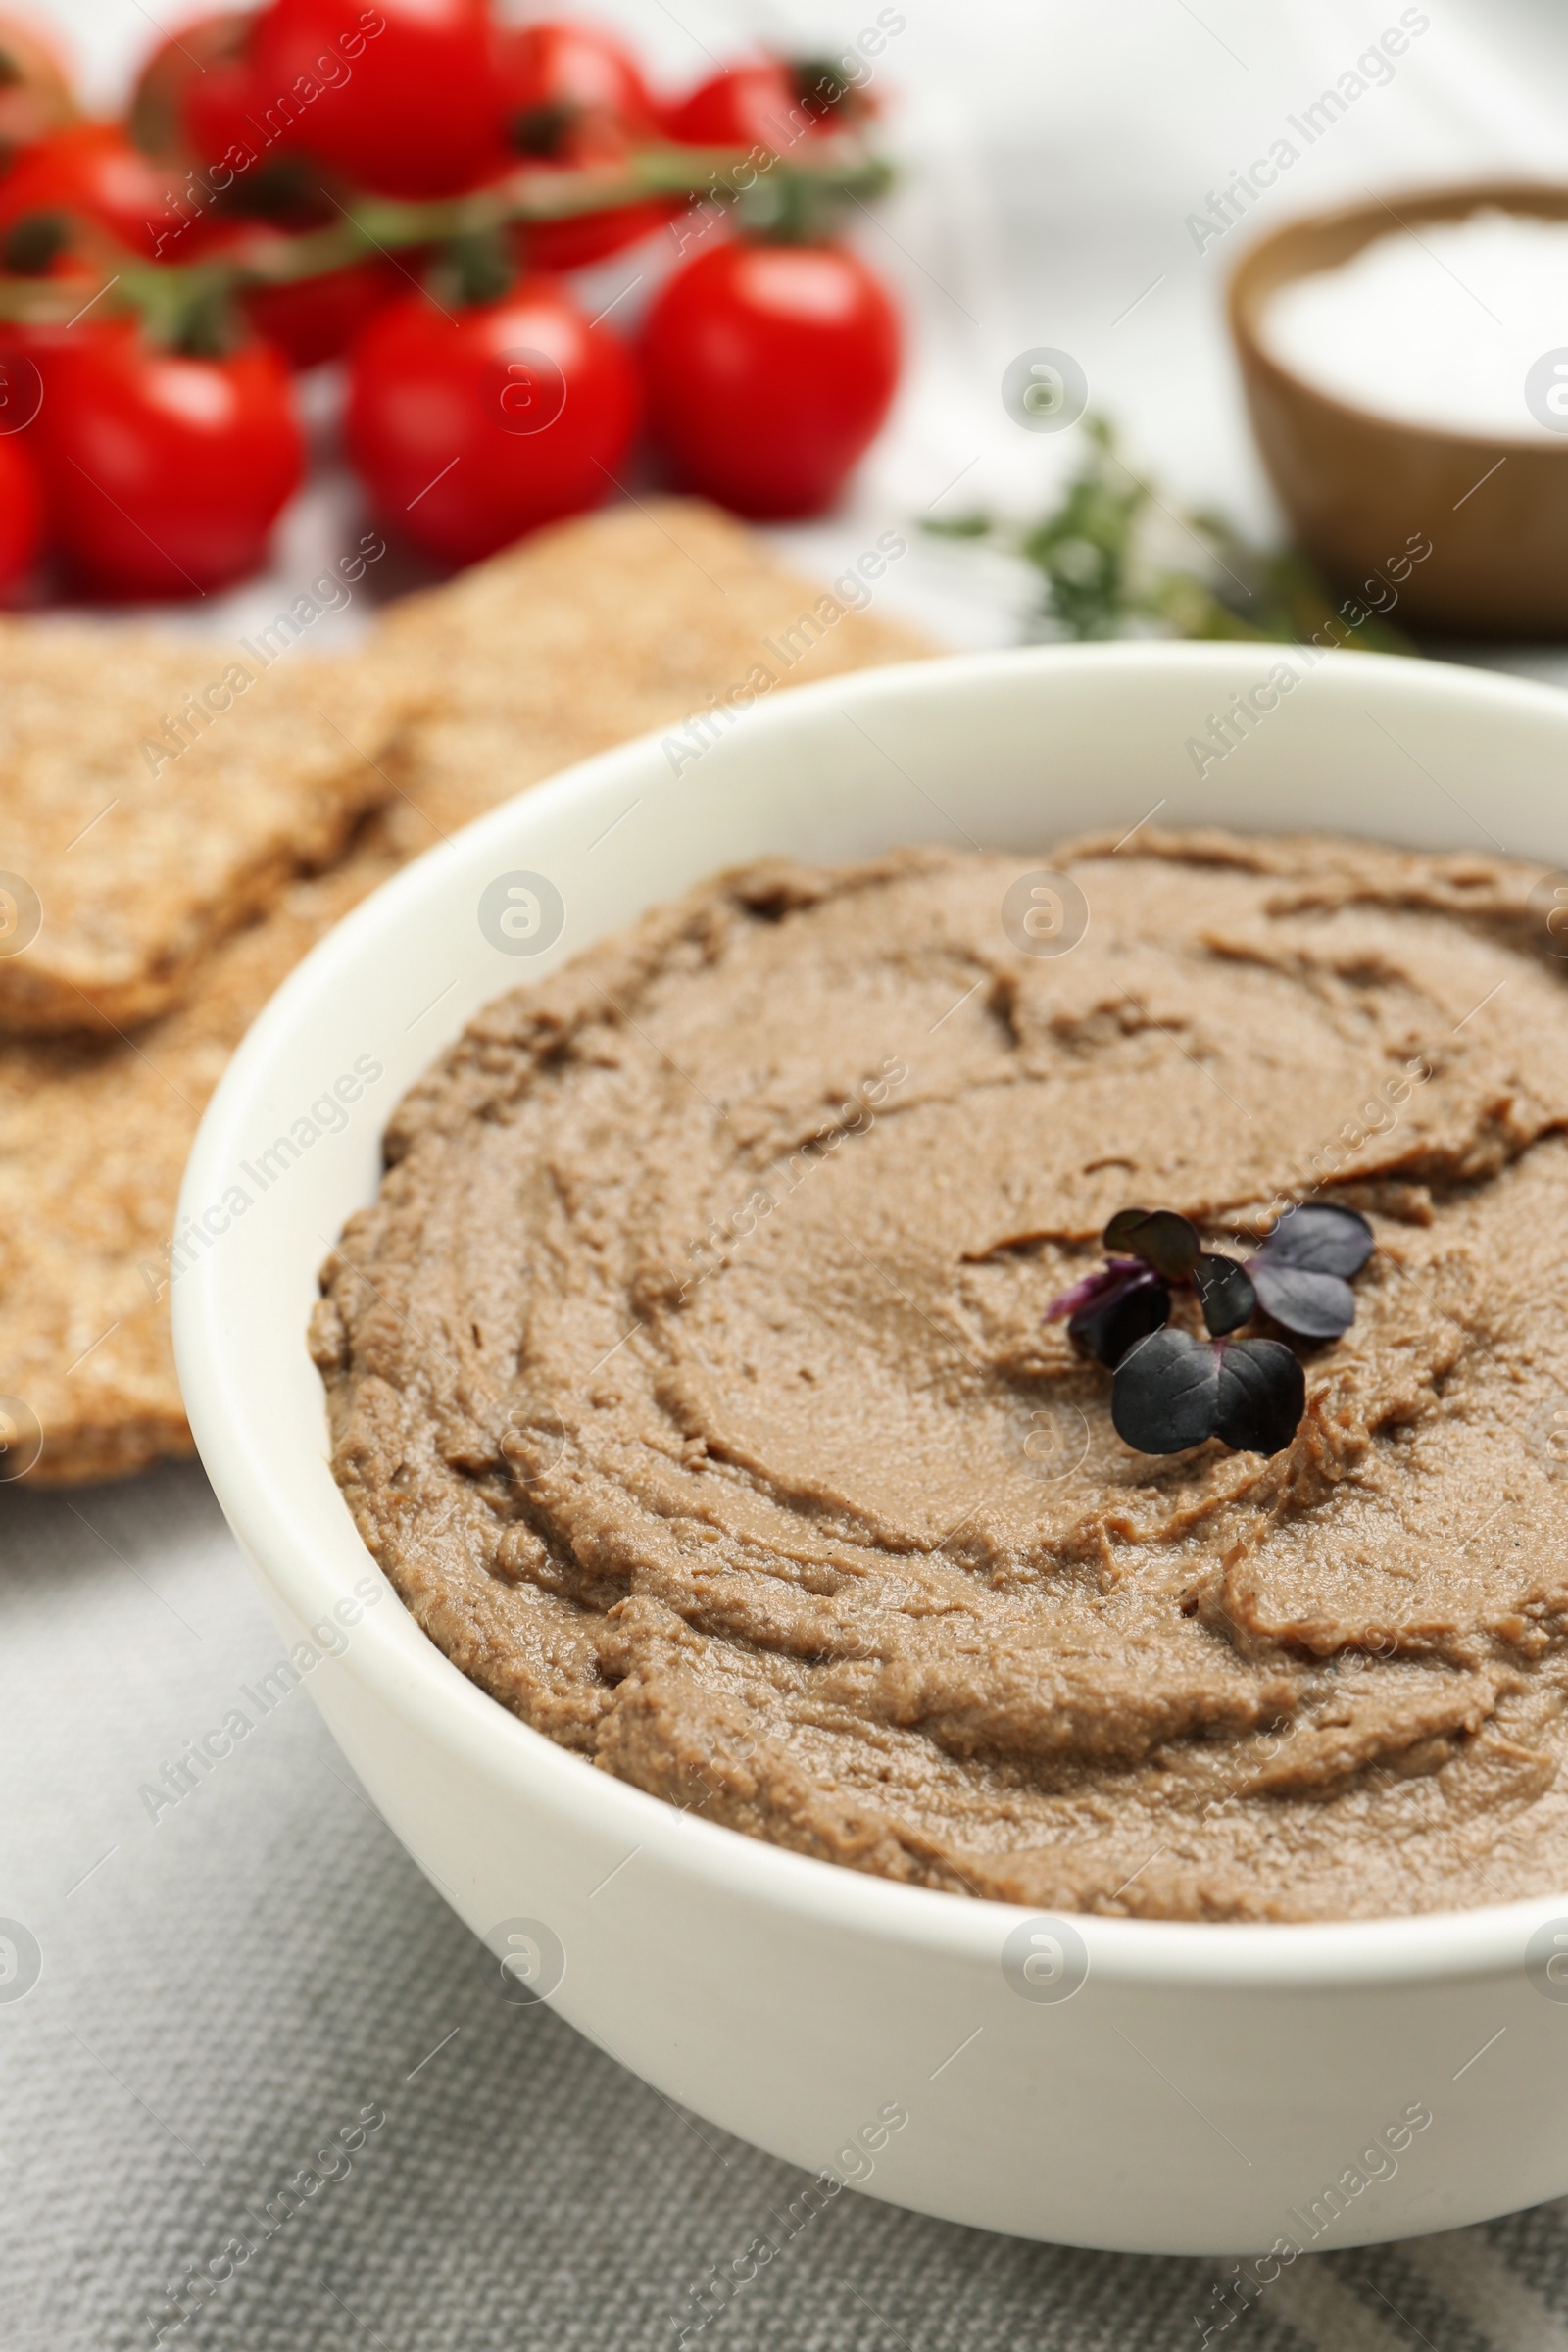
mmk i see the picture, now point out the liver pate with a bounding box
[314,833,1568,1921]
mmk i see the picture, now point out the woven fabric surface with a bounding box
[4,1466,1568,2352]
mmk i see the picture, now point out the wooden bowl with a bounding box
[1228,181,1568,637]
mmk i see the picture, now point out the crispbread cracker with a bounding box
[0,624,413,1032]
[372,499,934,851]
[1,501,937,1484]
[0,839,402,1485]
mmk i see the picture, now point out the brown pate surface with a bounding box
[315,832,1568,1922]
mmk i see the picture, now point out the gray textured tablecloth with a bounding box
[4,1463,1568,2352]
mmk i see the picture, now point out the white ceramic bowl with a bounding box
[175,643,1568,2257]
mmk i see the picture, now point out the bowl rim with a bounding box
[1227,175,1568,456]
[174,638,1568,1995]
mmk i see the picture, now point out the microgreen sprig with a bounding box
[1045,1201,1373,1456]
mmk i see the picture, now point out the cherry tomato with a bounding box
[664,59,870,152]
[245,250,404,369]
[128,11,252,167]
[507,127,669,275]
[346,277,638,564]
[641,239,898,517]
[25,318,303,596]
[247,0,507,200]
[0,423,41,590]
[502,20,661,140]
[0,122,187,264]
[0,11,76,164]
[499,20,668,271]
[183,16,266,175]
[0,310,107,388]
[198,216,403,369]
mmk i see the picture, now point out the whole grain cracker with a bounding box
[0,838,402,1485]
[371,499,934,853]
[0,622,415,1032]
[0,502,936,1485]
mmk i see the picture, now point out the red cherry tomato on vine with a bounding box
[0,122,185,264]
[25,318,303,596]
[185,26,261,176]
[511,164,667,275]
[247,0,507,200]
[641,239,899,517]
[198,217,402,369]
[502,20,661,141]
[0,12,77,161]
[0,426,42,591]
[0,312,105,396]
[499,20,669,271]
[245,248,404,371]
[128,11,252,168]
[345,278,638,565]
[664,59,870,152]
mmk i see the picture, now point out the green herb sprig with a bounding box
[924,415,1416,656]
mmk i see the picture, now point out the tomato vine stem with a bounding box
[0,144,896,326]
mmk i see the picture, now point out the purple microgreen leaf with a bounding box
[1071,1268,1170,1368]
[1110,1328,1220,1453]
[1210,1338,1306,1454]
[1045,1257,1146,1324]
[1250,1262,1356,1341]
[1110,1328,1305,1456]
[1193,1251,1255,1338]
[1102,1206,1200,1281]
[1256,1202,1373,1278]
